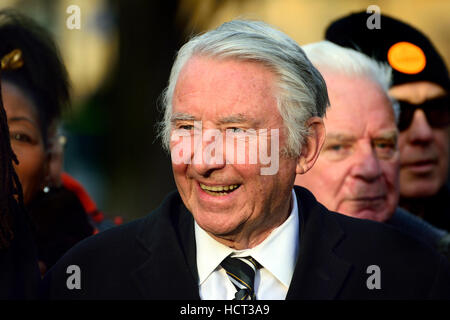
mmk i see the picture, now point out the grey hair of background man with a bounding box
[301,41,400,121]
[158,19,330,157]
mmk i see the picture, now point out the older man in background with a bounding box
[296,40,449,257]
[325,11,450,233]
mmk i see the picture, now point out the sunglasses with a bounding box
[397,95,450,131]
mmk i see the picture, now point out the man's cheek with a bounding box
[435,130,449,161]
[170,141,193,165]
[171,162,188,176]
[383,161,400,182]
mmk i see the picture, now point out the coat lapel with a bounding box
[286,186,352,300]
[129,187,352,300]
[130,192,200,299]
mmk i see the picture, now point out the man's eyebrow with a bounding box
[325,133,357,142]
[373,130,398,142]
[170,112,258,125]
[170,112,197,123]
[217,114,251,125]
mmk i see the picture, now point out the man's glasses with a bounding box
[397,95,450,131]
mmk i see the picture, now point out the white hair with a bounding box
[302,40,400,121]
[158,19,330,157]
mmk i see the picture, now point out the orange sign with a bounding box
[387,41,426,74]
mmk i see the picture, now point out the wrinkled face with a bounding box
[170,56,298,246]
[296,73,399,222]
[389,81,449,198]
[2,82,48,205]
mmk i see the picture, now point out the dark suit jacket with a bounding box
[42,186,450,299]
[0,203,40,299]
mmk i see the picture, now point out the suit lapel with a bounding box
[286,186,352,300]
[130,192,200,299]
[128,187,351,300]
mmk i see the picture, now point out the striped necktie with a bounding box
[220,255,260,300]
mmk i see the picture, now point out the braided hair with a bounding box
[0,50,25,249]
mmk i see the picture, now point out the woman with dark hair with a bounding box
[0,9,70,203]
[0,9,97,276]
[0,48,40,299]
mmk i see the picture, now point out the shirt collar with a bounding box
[195,189,300,287]
[195,222,234,285]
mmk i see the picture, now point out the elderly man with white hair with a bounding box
[43,20,450,300]
[295,41,450,257]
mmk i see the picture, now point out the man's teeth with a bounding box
[200,183,240,192]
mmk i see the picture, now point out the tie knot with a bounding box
[220,255,260,300]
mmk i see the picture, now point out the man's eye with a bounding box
[374,140,397,158]
[329,144,342,151]
[10,132,32,143]
[327,144,349,152]
[373,139,396,150]
[376,142,390,149]
[178,125,194,130]
[228,127,244,133]
[322,143,353,161]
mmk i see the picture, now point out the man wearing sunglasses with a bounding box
[325,11,450,232]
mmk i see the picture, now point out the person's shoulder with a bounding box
[39,217,145,299]
[41,191,184,299]
[67,214,148,256]
[48,192,178,264]
[336,212,450,297]
[298,188,450,297]
[328,205,441,259]
[41,215,147,281]
[59,189,182,256]
[296,186,449,275]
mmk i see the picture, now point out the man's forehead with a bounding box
[321,72,397,137]
[174,56,277,95]
[172,56,280,123]
[324,106,396,133]
[324,72,387,99]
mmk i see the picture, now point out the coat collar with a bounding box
[286,186,352,300]
[131,191,200,299]
[130,187,352,300]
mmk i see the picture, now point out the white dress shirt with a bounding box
[195,189,300,300]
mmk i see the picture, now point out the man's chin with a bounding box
[340,208,391,223]
[196,217,244,239]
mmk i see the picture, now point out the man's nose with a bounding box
[191,131,226,176]
[350,143,382,182]
[406,109,433,145]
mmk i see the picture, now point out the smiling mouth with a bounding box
[199,183,241,196]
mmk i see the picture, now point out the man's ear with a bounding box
[296,117,326,175]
